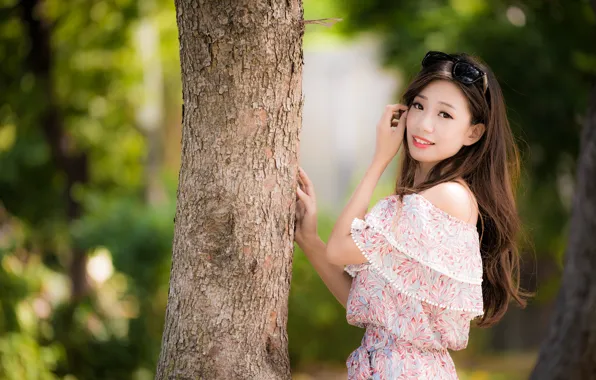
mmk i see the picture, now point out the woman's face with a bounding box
[405,79,484,170]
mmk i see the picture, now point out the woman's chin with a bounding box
[409,151,433,162]
[410,153,440,167]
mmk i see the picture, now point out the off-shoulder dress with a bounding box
[344,193,484,379]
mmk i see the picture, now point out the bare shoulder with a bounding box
[418,180,479,225]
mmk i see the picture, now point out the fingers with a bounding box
[385,103,408,112]
[297,175,305,193]
[296,186,313,214]
[390,110,401,127]
[296,183,306,199]
[298,167,316,201]
[384,104,408,127]
[394,109,408,129]
[385,104,408,119]
[295,199,304,219]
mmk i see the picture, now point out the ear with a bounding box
[463,123,485,146]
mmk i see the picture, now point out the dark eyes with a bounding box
[411,102,453,119]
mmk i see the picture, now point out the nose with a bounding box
[420,112,435,133]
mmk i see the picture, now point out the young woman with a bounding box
[294,51,528,379]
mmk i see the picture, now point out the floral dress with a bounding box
[344,193,484,380]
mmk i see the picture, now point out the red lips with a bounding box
[412,135,434,144]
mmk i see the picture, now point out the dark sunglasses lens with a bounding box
[422,51,452,67]
[453,62,482,84]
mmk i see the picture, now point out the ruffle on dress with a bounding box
[345,193,484,318]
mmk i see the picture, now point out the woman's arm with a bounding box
[299,235,353,308]
[326,104,407,266]
[326,159,389,266]
[294,167,353,308]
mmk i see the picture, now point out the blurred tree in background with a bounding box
[0,0,178,378]
[0,0,594,378]
[530,3,596,378]
[530,62,596,380]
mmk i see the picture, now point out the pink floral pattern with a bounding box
[344,193,484,379]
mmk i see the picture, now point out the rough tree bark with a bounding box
[529,4,596,375]
[156,1,304,379]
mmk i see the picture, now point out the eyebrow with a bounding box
[415,94,456,110]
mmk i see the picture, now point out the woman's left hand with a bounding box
[294,167,319,250]
[373,104,409,164]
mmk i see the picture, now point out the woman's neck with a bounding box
[414,162,434,186]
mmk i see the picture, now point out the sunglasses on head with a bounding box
[422,51,488,96]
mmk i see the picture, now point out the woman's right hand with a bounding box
[373,104,409,165]
[294,167,318,250]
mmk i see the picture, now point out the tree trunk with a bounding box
[529,57,596,380]
[156,1,304,379]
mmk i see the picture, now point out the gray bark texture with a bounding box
[156,1,304,379]
[529,72,596,378]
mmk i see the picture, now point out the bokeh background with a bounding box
[1,0,595,379]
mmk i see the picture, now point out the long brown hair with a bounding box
[395,53,530,327]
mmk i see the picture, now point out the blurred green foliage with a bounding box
[0,0,179,377]
[289,214,363,366]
